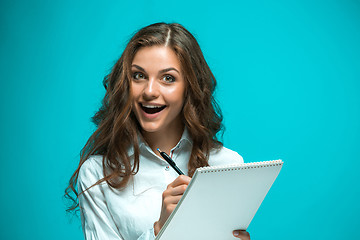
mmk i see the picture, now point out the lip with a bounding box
[140,102,166,107]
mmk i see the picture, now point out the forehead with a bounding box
[132,46,182,72]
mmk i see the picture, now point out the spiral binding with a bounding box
[197,160,283,173]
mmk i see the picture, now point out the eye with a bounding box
[162,75,175,83]
[132,72,146,80]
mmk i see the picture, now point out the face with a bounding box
[131,46,186,135]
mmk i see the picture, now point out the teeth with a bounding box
[142,104,164,108]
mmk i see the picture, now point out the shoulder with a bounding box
[208,146,244,166]
[78,155,104,188]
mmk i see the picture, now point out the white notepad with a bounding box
[156,160,283,240]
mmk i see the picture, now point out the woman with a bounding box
[65,22,250,240]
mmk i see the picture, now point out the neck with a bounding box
[142,124,184,157]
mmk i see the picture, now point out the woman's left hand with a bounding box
[232,230,250,239]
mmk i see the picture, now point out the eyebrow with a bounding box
[131,64,180,74]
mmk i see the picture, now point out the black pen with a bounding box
[157,148,185,175]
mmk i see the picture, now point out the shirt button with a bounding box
[165,166,170,171]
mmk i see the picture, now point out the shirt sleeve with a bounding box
[137,227,156,240]
[78,158,156,240]
[208,146,244,166]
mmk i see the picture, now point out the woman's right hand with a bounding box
[154,175,191,236]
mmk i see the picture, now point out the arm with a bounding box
[78,160,124,240]
[78,159,156,240]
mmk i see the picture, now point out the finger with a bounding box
[233,230,250,239]
[172,175,191,186]
[170,184,188,195]
[164,195,182,205]
[167,175,191,188]
[163,184,187,198]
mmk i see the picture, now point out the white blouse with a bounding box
[78,129,243,240]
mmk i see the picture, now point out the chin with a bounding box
[139,122,163,133]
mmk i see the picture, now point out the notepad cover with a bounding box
[156,160,283,240]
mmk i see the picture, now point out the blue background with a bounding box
[1,0,359,239]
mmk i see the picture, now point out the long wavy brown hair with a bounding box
[65,22,224,212]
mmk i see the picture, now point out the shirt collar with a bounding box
[127,127,193,157]
[174,127,192,148]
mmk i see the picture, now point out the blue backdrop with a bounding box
[1,0,359,239]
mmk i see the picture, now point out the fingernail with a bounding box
[233,231,239,236]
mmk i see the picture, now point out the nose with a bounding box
[143,78,160,100]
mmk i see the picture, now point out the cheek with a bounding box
[130,84,141,113]
[131,83,141,99]
[165,85,186,104]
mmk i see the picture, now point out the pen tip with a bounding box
[157,148,161,153]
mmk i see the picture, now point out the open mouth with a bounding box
[140,103,166,114]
